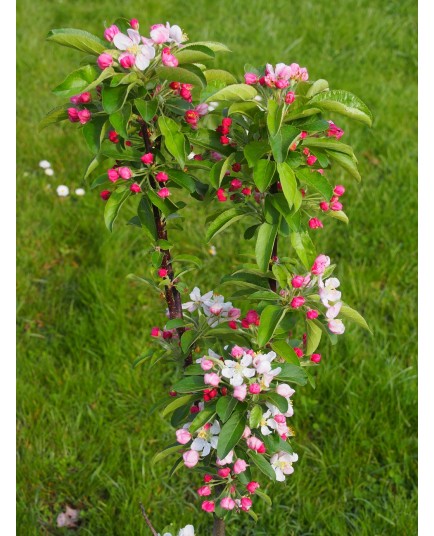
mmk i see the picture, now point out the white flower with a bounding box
[254,95,263,101]
[270,451,298,481]
[259,410,278,436]
[45,168,54,176]
[178,525,195,536]
[319,277,341,307]
[221,354,256,386]
[39,160,51,169]
[182,287,214,313]
[216,450,234,466]
[328,319,345,335]
[191,420,220,456]
[166,23,184,44]
[113,29,156,70]
[267,400,294,419]
[75,188,85,196]
[253,351,277,374]
[326,301,342,319]
[188,152,196,160]
[208,245,217,256]
[56,185,69,197]
[260,367,281,388]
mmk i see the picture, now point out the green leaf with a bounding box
[277,162,298,208]
[187,129,233,156]
[249,405,263,429]
[109,103,131,139]
[253,159,276,192]
[90,173,110,190]
[181,330,197,353]
[152,444,182,465]
[271,264,288,288]
[309,89,373,126]
[206,208,248,242]
[104,186,131,232]
[47,28,106,55]
[269,125,299,163]
[183,40,231,53]
[132,349,153,369]
[134,99,158,122]
[82,117,108,154]
[326,150,362,182]
[255,489,273,506]
[209,154,236,189]
[249,290,280,302]
[255,222,278,273]
[204,69,238,85]
[189,401,217,433]
[271,340,300,366]
[110,72,138,87]
[340,304,372,333]
[217,410,247,459]
[52,65,98,98]
[247,450,276,481]
[39,105,69,130]
[267,99,284,136]
[205,84,257,102]
[291,232,317,270]
[295,168,333,200]
[102,84,133,115]
[306,319,322,355]
[277,363,308,385]
[166,170,196,193]
[99,139,142,161]
[172,375,205,393]
[244,141,271,168]
[158,115,186,168]
[257,305,286,347]
[216,397,239,423]
[162,394,198,418]
[172,254,203,268]
[156,65,206,87]
[302,137,357,158]
[147,190,179,216]
[228,101,260,119]
[327,210,349,224]
[305,79,329,98]
[166,318,186,330]
[174,44,215,64]
[263,392,288,413]
[137,196,157,241]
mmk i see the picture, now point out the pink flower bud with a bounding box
[311,353,322,363]
[228,308,241,319]
[210,304,223,315]
[130,183,141,193]
[308,217,323,229]
[141,153,154,165]
[197,485,212,496]
[233,384,247,401]
[162,47,179,67]
[119,53,135,69]
[275,79,289,89]
[130,18,139,30]
[117,166,132,179]
[180,87,192,101]
[233,459,248,474]
[249,383,261,394]
[245,310,260,325]
[319,201,329,211]
[200,358,213,371]
[274,414,286,424]
[108,130,119,143]
[294,347,303,358]
[176,428,192,444]
[241,497,253,511]
[285,91,296,104]
[158,268,168,278]
[218,467,231,478]
[246,481,260,494]
[77,109,91,124]
[290,296,305,309]
[183,449,199,468]
[157,187,170,198]
[107,169,119,183]
[330,201,343,211]
[220,135,230,145]
[230,179,243,190]
[185,110,200,127]
[334,185,345,196]
[154,172,168,183]
[328,319,345,334]
[217,188,227,202]
[220,497,235,510]
[104,25,120,42]
[291,275,305,288]
[306,309,319,320]
[201,500,215,513]
[231,346,244,358]
[97,53,113,69]
[204,373,220,387]
[78,92,91,103]
[150,327,160,337]
[204,474,212,483]
[300,131,308,139]
[244,72,259,85]
[311,254,330,276]
[306,155,317,166]
[100,190,111,201]
[276,383,295,398]
[242,426,251,439]
[195,103,209,116]
[67,108,79,123]
[246,436,265,452]
[150,23,170,44]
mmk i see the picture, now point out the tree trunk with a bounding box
[213,517,225,536]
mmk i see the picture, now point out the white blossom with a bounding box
[75,188,85,196]
[56,185,69,197]
[270,451,298,481]
[191,420,220,456]
[39,160,51,169]
[221,354,256,386]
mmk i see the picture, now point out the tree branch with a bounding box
[139,503,158,536]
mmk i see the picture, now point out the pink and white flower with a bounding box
[221,354,256,386]
[113,29,156,70]
[182,287,214,313]
[191,421,221,456]
[328,318,346,334]
[270,451,298,481]
[319,277,341,307]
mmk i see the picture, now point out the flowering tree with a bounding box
[43,17,372,536]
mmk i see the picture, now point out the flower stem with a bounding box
[269,182,278,293]
[213,517,225,536]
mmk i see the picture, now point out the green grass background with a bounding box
[17,0,417,534]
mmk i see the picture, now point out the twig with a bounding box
[139,503,159,536]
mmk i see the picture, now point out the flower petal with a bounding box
[113,32,132,50]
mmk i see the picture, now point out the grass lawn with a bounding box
[17,0,417,534]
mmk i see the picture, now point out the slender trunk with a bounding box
[140,122,192,367]
[269,182,279,292]
[213,517,225,536]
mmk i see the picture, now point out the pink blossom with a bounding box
[204,474,212,483]
[228,308,241,319]
[97,53,113,69]
[119,53,136,69]
[274,414,286,424]
[334,185,345,196]
[276,383,295,398]
[285,91,296,104]
[197,485,212,496]
[306,309,319,319]
[185,110,200,128]
[306,155,317,166]
[117,166,132,179]
[309,217,323,229]
[67,108,79,123]
[194,103,209,116]
[311,254,330,276]
[130,183,141,193]
[176,428,192,444]
[249,383,261,394]
[217,188,227,202]
[245,310,260,325]
[157,187,170,198]
[77,110,91,124]
[104,25,120,42]
[100,190,111,201]
[158,268,168,278]
[150,326,160,337]
[290,296,305,308]
[130,19,139,30]
[231,346,244,359]
[183,449,200,468]
[244,72,259,85]
[247,436,265,453]
[327,121,344,139]
[310,353,321,363]
[319,201,329,211]
[162,47,179,67]
[150,23,170,44]
[331,201,343,211]
[216,450,234,466]
[246,481,260,494]
[233,459,248,474]
[275,79,289,89]
[200,359,214,371]
[220,497,235,510]
[230,179,243,190]
[291,275,305,288]
[155,172,168,183]
[241,497,253,511]
[201,500,215,513]
[204,373,220,387]
[233,384,247,401]
[328,319,345,334]
[242,426,251,439]
[107,169,119,182]
[218,467,231,478]
[141,153,154,164]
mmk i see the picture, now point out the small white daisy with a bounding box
[39,160,51,169]
[45,168,54,176]
[56,185,69,197]
[75,188,85,196]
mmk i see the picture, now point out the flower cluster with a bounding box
[245,62,309,88]
[67,92,92,124]
[181,287,241,328]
